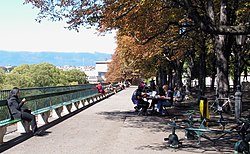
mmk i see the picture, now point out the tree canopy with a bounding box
[24,0,250,96]
[1,63,88,89]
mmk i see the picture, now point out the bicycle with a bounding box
[210,94,234,114]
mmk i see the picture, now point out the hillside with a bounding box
[0,51,112,66]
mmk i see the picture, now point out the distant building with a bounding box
[56,66,95,72]
[95,60,112,81]
[86,60,111,83]
[0,65,16,73]
[55,60,111,84]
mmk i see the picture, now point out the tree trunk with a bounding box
[214,0,229,97]
[158,65,167,86]
[199,37,206,95]
[214,34,229,97]
[210,53,216,91]
[233,53,238,91]
[176,61,183,88]
[185,53,194,95]
[168,63,173,88]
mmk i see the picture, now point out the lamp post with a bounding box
[234,34,246,120]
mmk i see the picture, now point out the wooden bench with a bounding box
[113,85,123,93]
[32,93,105,125]
[104,84,123,94]
[0,119,21,144]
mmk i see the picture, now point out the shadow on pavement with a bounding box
[98,102,238,153]
[0,96,106,153]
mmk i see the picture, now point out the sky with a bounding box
[0,1,117,54]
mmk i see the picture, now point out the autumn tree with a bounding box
[175,0,250,96]
[105,52,123,82]
[25,0,249,96]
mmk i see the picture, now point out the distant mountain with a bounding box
[0,51,112,66]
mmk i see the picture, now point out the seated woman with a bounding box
[156,85,173,115]
[96,82,105,94]
[7,87,39,135]
[107,82,114,92]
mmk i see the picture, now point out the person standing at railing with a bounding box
[7,87,39,135]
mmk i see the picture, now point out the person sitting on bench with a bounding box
[156,85,173,115]
[173,86,183,102]
[7,87,39,135]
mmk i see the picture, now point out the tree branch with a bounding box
[134,22,195,45]
[113,4,137,20]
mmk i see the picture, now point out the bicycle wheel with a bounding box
[210,101,218,113]
[222,103,231,113]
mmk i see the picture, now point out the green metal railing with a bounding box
[0,84,105,121]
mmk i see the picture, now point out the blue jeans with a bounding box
[157,100,172,114]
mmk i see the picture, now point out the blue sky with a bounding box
[0,1,117,54]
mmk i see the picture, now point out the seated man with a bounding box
[156,85,173,115]
[134,82,149,115]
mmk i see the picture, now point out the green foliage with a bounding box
[2,63,88,89]
[236,1,250,23]
[29,63,61,87]
[0,68,4,89]
[0,106,10,120]
[63,69,88,85]
[11,64,30,75]
[24,0,249,93]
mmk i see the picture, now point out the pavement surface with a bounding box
[0,86,239,154]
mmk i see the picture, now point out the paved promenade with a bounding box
[1,86,234,154]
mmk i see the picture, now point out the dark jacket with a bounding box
[7,90,24,119]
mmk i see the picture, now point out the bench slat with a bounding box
[1,93,102,127]
[0,119,21,127]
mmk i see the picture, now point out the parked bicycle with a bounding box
[210,94,234,114]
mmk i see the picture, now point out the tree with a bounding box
[107,31,161,83]
[2,63,88,88]
[176,0,249,96]
[105,52,123,82]
[0,68,5,89]
[25,0,250,96]
[63,69,88,85]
